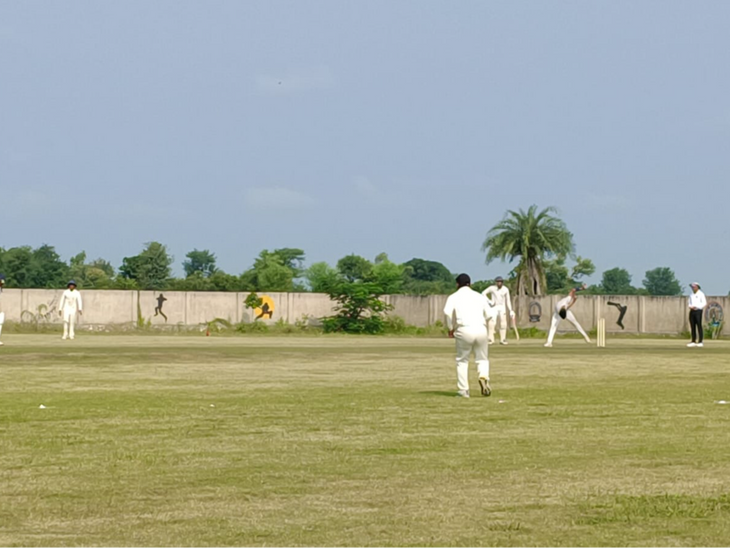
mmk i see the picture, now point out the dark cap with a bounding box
[67,280,77,287]
[495,276,504,283]
[455,273,471,287]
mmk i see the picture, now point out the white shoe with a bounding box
[544,343,553,348]
[499,341,508,345]
[697,343,704,348]
[456,390,470,398]
[0,341,4,346]
[687,342,696,347]
[62,336,67,340]
[70,337,75,340]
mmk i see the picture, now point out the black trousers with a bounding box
[689,309,704,343]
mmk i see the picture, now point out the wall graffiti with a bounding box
[254,295,275,320]
[607,301,628,330]
[154,294,168,322]
[706,302,724,327]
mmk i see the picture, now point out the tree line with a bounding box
[0,204,690,297]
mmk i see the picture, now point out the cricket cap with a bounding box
[67,280,77,287]
[495,276,504,282]
[690,282,701,288]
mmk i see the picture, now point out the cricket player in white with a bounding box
[58,280,83,340]
[0,274,6,346]
[482,276,515,345]
[544,285,591,347]
[444,273,494,398]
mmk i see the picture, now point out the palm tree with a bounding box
[482,205,574,296]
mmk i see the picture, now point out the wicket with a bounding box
[597,318,606,347]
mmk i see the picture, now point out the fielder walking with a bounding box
[687,282,707,347]
[0,274,6,346]
[58,280,83,340]
[544,285,591,347]
[482,276,515,345]
[444,273,494,398]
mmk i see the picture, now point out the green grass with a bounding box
[2,334,730,546]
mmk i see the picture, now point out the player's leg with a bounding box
[545,313,561,347]
[689,310,698,344]
[62,310,69,340]
[566,310,591,342]
[68,312,76,339]
[454,330,475,396]
[474,328,491,396]
[0,311,5,345]
[694,310,705,346]
[486,315,496,345]
[497,306,508,344]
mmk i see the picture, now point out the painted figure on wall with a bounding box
[154,294,168,322]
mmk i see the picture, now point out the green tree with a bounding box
[119,242,173,290]
[337,254,373,282]
[600,267,635,295]
[69,251,114,289]
[370,254,405,294]
[242,251,294,291]
[0,245,70,288]
[31,245,70,287]
[322,282,393,334]
[482,205,574,296]
[545,255,595,294]
[183,249,217,278]
[305,262,342,293]
[401,258,454,295]
[0,246,33,287]
[643,267,682,296]
[271,248,306,278]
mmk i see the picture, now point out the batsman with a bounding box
[482,276,516,345]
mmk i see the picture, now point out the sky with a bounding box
[1,1,729,294]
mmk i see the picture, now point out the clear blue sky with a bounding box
[2,1,729,294]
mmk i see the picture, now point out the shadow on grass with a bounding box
[419,390,458,397]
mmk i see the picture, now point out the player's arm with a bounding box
[566,289,578,309]
[482,286,496,307]
[443,296,456,337]
[506,288,515,317]
[77,292,83,315]
[58,292,65,316]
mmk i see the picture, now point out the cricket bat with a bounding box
[512,315,520,341]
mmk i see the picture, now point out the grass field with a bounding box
[2,334,730,547]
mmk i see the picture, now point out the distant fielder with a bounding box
[444,273,494,398]
[544,285,591,347]
[58,280,83,340]
[482,276,515,345]
[0,274,6,346]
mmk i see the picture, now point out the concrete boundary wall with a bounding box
[0,289,727,335]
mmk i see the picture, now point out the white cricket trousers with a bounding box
[63,310,77,339]
[488,305,508,343]
[454,326,490,392]
[546,310,589,345]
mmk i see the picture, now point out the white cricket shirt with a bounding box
[59,289,83,313]
[443,286,491,330]
[482,285,513,310]
[688,290,707,310]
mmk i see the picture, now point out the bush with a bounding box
[323,282,393,334]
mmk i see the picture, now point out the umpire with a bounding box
[687,282,707,347]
